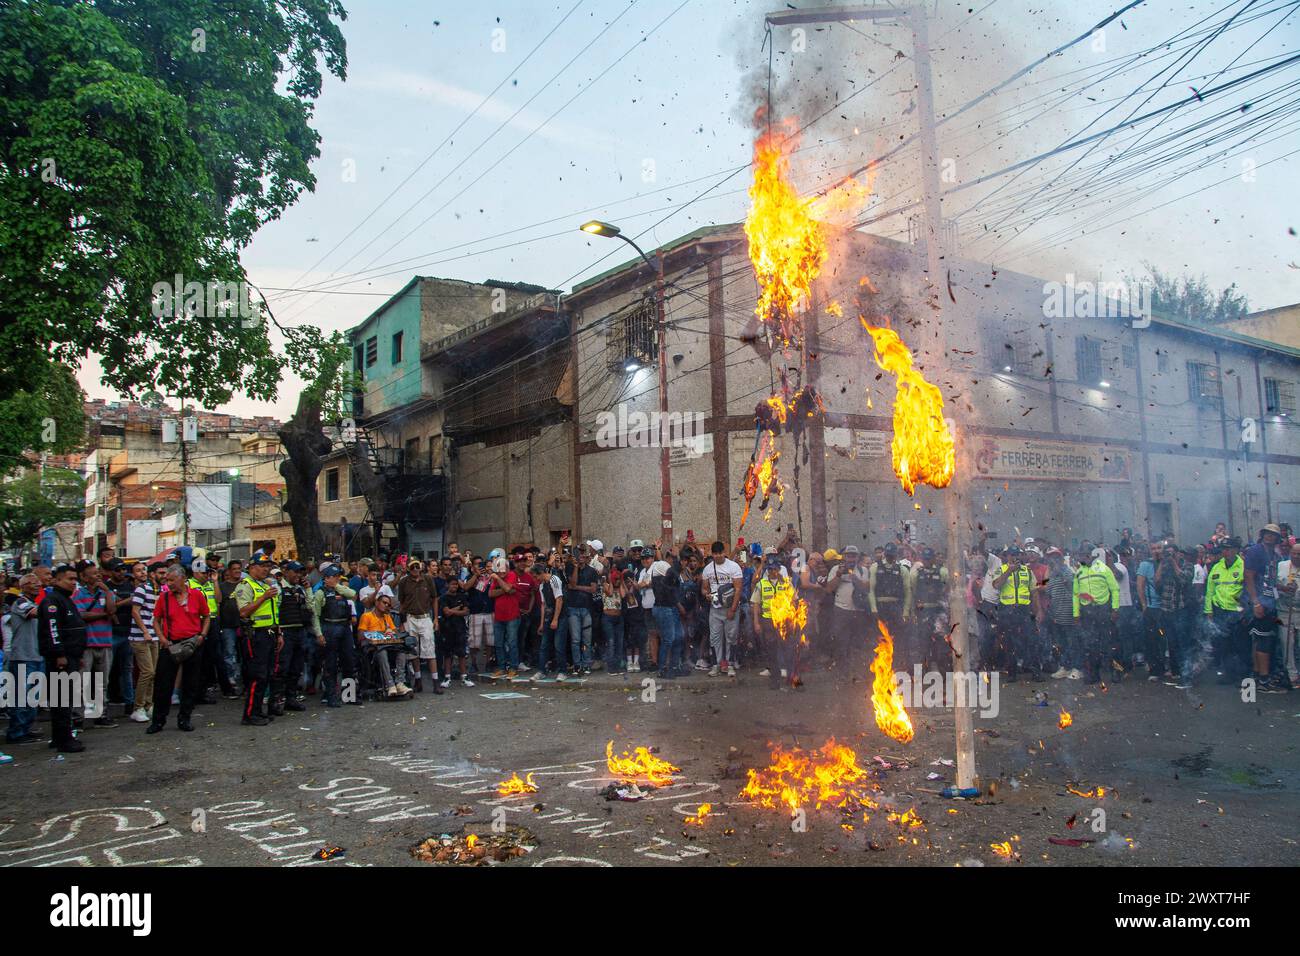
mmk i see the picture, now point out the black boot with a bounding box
[269,695,286,717]
[285,696,306,712]
[177,716,194,732]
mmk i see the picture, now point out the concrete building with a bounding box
[562,225,1300,553]
[1222,303,1300,351]
[316,276,563,559]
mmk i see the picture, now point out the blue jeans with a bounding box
[567,607,593,670]
[652,606,683,675]
[5,659,43,740]
[493,618,521,670]
[540,609,567,674]
[602,614,625,671]
[221,627,241,688]
[110,632,134,706]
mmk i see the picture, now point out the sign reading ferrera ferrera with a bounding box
[973,437,1132,483]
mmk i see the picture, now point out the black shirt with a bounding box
[218,579,243,629]
[439,590,469,636]
[565,564,600,611]
[39,587,87,660]
[112,579,135,635]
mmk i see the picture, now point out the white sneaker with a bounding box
[758,668,771,677]
[695,659,709,670]
[394,683,412,695]
[518,664,532,672]
[1067,668,1083,680]
[555,672,567,682]
[779,669,788,679]
[130,707,150,723]
[631,661,640,672]
[439,679,451,689]
[460,677,475,688]
[1050,667,1069,679]
[708,665,719,677]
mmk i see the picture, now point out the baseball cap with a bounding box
[612,545,626,555]
[249,555,274,567]
[921,547,936,560]
[586,539,604,552]
[883,542,898,557]
[283,560,305,572]
[322,564,344,577]
[823,548,842,561]
[640,547,655,558]
[842,545,861,556]
[1262,523,1283,536]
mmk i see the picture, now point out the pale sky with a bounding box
[78,0,1300,418]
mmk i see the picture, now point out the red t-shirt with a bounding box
[513,571,537,615]
[493,571,521,622]
[154,585,208,640]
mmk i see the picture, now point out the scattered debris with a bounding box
[312,845,346,861]
[1048,837,1093,847]
[599,781,649,802]
[411,826,536,865]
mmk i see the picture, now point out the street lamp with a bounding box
[579,219,673,541]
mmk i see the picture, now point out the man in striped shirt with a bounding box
[128,563,166,724]
[73,562,116,727]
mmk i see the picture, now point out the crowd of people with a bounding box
[3,519,1298,756]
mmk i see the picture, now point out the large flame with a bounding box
[862,320,956,495]
[605,740,681,787]
[496,772,539,796]
[744,119,827,346]
[768,586,808,644]
[740,739,880,812]
[870,620,915,744]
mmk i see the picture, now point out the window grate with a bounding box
[1265,377,1296,416]
[1188,361,1221,403]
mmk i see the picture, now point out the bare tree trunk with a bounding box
[278,394,333,565]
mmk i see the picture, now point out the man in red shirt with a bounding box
[511,553,538,673]
[489,558,521,678]
[147,566,210,734]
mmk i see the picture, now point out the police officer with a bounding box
[1073,547,1121,684]
[870,542,911,662]
[1204,536,1246,684]
[234,555,281,725]
[272,561,313,713]
[38,564,88,753]
[992,546,1036,682]
[909,547,950,672]
[188,559,222,703]
[310,564,357,707]
[753,556,799,688]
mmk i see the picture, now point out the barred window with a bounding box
[606,296,659,373]
[1188,361,1221,403]
[1265,377,1296,416]
[1075,336,1104,387]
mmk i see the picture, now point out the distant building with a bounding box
[1221,303,1300,351]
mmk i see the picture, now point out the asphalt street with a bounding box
[1,660,1295,867]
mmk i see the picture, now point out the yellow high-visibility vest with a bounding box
[247,579,279,628]
[998,564,1032,606]
[758,577,792,621]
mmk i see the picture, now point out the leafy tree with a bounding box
[1138,263,1251,326]
[0,0,347,473]
[0,466,86,552]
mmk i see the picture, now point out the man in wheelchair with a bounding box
[358,593,413,700]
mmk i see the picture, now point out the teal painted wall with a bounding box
[352,283,424,416]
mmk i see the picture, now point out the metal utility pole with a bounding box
[764,4,977,789]
[654,252,673,543]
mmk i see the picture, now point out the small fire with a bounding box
[887,808,924,829]
[1058,708,1073,730]
[740,430,784,528]
[870,621,915,744]
[862,320,956,495]
[990,840,1015,859]
[466,834,479,850]
[606,740,681,787]
[1067,785,1107,799]
[685,803,713,826]
[496,772,539,796]
[741,740,879,812]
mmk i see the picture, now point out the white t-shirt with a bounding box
[1192,563,1208,586]
[638,567,656,609]
[1113,562,1133,608]
[359,583,395,607]
[701,558,743,608]
[827,563,868,610]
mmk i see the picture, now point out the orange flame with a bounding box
[740,739,880,812]
[466,834,479,850]
[496,772,539,796]
[685,803,713,825]
[1058,708,1073,730]
[870,620,915,743]
[605,740,680,787]
[768,586,808,643]
[990,840,1014,859]
[862,320,956,495]
[740,431,784,528]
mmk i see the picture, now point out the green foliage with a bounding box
[1139,262,1251,326]
[0,0,347,470]
[0,466,87,551]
